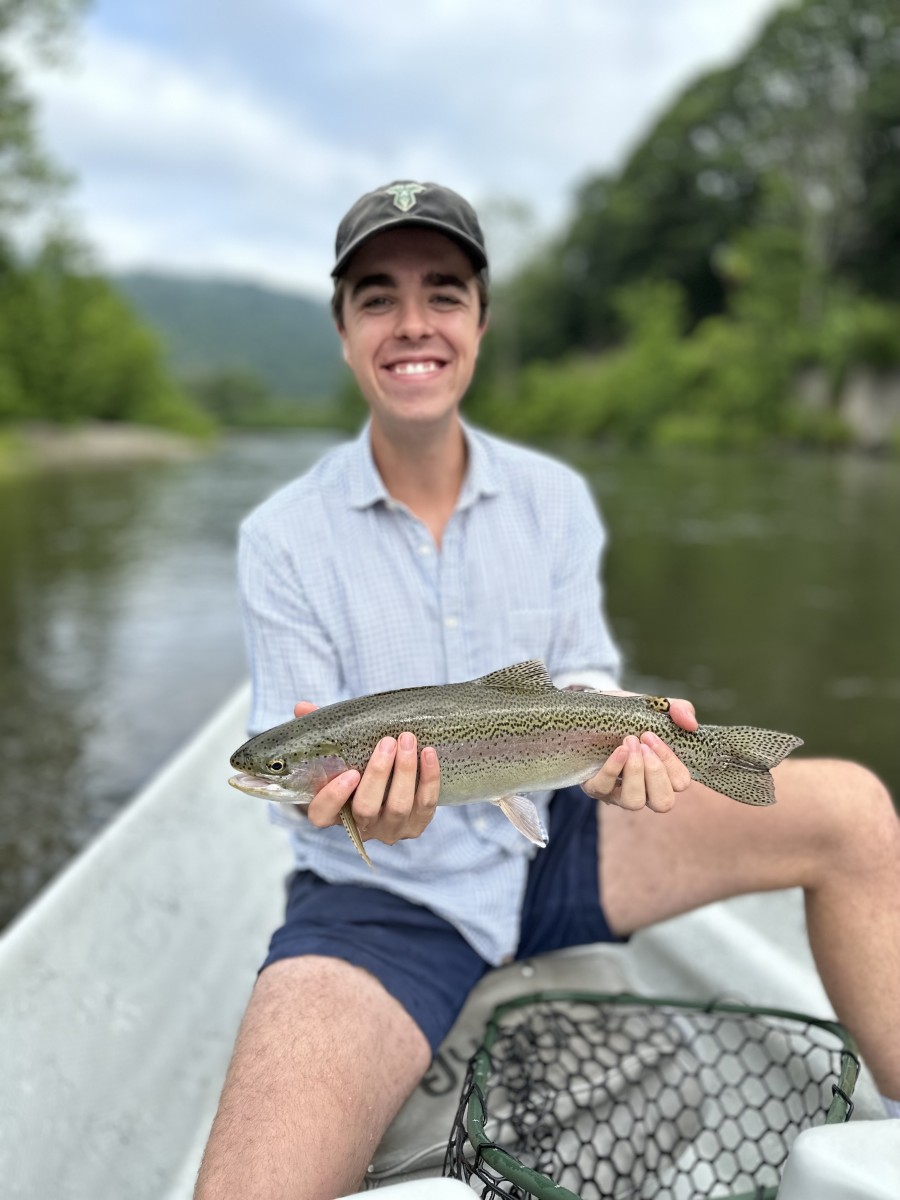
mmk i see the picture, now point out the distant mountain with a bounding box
[114,272,343,401]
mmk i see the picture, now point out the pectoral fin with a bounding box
[493,795,549,847]
[339,802,374,869]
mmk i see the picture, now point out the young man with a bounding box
[195,182,900,1200]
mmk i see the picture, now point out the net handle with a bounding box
[467,1076,583,1200]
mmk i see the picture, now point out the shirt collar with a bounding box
[347,422,390,509]
[457,420,500,510]
[347,419,500,512]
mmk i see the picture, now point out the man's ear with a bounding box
[474,314,490,355]
[335,322,352,367]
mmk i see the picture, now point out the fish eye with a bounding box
[266,758,288,775]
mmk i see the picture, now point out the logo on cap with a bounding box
[386,183,426,213]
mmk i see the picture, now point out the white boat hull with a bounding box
[0,686,891,1199]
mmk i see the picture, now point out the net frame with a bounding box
[444,990,859,1200]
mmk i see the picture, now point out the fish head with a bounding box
[228,726,348,805]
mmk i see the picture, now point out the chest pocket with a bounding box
[508,608,554,665]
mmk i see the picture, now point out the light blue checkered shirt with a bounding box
[237,422,621,964]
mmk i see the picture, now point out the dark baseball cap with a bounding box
[332,181,488,278]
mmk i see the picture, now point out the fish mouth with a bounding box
[228,773,309,804]
[228,755,350,804]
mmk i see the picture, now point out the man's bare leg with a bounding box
[194,955,431,1200]
[599,757,900,1097]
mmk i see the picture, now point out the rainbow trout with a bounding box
[228,660,803,867]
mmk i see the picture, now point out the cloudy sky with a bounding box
[23,0,783,297]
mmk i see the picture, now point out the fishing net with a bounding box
[443,991,859,1200]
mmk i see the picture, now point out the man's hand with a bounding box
[291,701,441,844]
[581,694,697,813]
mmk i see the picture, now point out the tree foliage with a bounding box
[470,205,900,451]
[0,235,211,430]
[492,0,900,367]
[0,0,86,224]
[0,1,209,433]
[471,0,900,450]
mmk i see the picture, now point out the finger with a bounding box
[293,700,318,719]
[351,736,399,831]
[581,743,630,800]
[615,736,649,811]
[403,745,441,838]
[306,770,360,828]
[639,742,675,813]
[377,732,419,843]
[639,731,693,791]
[667,698,698,732]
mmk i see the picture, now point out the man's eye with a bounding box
[432,294,461,307]
[362,296,390,309]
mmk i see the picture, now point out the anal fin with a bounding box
[339,802,375,869]
[493,795,548,847]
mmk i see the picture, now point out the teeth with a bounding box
[392,361,440,375]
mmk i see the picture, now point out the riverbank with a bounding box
[0,421,211,480]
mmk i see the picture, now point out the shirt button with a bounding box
[419,544,431,556]
[444,615,459,629]
[474,817,488,833]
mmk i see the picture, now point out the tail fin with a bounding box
[692,726,804,807]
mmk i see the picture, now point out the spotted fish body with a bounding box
[229,660,803,866]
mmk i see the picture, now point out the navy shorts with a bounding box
[261,786,626,1054]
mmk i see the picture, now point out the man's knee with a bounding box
[799,759,898,869]
[843,763,898,862]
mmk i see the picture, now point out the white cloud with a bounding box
[21,0,784,294]
[26,31,387,290]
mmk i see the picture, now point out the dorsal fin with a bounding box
[476,660,557,693]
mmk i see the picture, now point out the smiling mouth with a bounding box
[386,360,445,377]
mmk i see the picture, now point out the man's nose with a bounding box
[394,298,433,339]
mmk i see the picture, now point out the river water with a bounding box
[1,431,898,929]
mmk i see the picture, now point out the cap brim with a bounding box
[332,216,488,277]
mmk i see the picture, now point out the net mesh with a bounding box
[444,992,858,1200]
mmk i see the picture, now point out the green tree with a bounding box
[0,0,85,224]
[186,368,271,424]
[495,0,900,373]
[845,45,900,298]
[0,3,212,435]
[0,234,211,431]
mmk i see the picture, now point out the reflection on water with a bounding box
[580,449,900,782]
[0,434,897,928]
[0,432,341,929]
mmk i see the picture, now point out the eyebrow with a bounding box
[349,270,471,301]
[350,273,394,300]
[422,271,469,291]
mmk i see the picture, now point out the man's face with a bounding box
[336,228,486,434]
